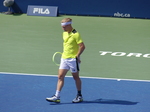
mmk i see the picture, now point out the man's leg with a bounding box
[72,72,83,103]
[72,72,82,93]
[46,69,68,103]
[56,69,68,92]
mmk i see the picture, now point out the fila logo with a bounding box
[33,8,50,14]
[99,51,150,58]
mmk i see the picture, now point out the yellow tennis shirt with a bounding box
[62,29,83,59]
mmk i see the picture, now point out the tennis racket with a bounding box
[52,52,62,66]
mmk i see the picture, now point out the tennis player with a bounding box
[46,18,85,103]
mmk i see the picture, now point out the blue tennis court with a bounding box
[0,72,150,112]
[0,14,150,112]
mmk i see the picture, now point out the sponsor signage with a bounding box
[27,5,58,17]
[99,51,150,58]
[114,12,130,18]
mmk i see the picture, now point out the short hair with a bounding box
[61,18,72,23]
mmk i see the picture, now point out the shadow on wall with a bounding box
[11,1,23,13]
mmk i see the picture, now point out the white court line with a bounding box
[0,72,150,82]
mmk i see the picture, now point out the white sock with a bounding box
[55,90,60,98]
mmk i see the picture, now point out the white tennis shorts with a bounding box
[59,58,80,73]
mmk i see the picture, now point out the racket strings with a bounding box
[52,52,62,66]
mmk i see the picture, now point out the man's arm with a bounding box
[76,42,85,63]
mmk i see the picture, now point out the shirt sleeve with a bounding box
[75,33,83,44]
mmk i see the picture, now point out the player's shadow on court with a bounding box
[82,99,138,105]
[55,99,138,105]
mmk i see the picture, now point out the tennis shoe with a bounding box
[46,95,60,103]
[72,95,83,103]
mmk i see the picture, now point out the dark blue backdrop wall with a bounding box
[0,0,150,19]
